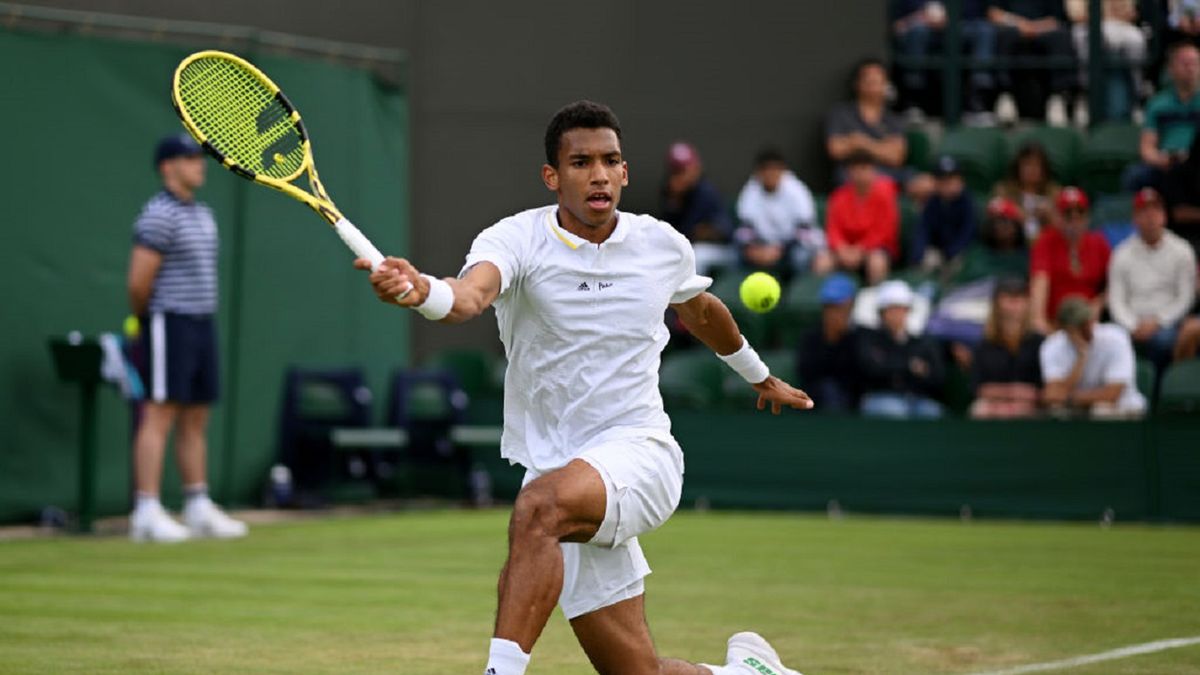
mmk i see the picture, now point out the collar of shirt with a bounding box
[546,208,630,249]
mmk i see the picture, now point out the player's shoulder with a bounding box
[619,211,689,247]
[474,205,552,245]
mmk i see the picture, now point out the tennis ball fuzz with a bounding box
[739,272,781,313]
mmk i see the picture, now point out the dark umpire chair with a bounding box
[387,369,471,499]
[277,368,374,507]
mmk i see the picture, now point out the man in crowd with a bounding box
[126,133,248,542]
[658,141,733,275]
[1126,43,1200,190]
[910,156,978,278]
[798,274,860,412]
[1041,296,1147,418]
[1107,188,1198,367]
[825,58,933,202]
[891,0,997,121]
[735,147,832,278]
[856,280,946,418]
[988,0,1077,123]
[826,150,900,286]
[1030,187,1111,333]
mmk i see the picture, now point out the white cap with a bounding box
[876,280,914,309]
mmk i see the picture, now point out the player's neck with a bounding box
[556,207,617,245]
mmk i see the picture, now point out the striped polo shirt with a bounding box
[133,190,218,315]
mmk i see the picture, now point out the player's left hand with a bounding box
[752,376,814,415]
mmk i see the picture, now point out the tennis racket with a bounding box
[171,50,408,298]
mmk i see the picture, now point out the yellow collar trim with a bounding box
[546,211,582,250]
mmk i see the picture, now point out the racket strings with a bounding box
[177,58,306,179]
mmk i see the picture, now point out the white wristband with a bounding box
[717,336,770,384]
[414,274,454,320]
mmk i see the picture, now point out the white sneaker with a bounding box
[995,92,1018,125]
[129,503,190,543]
[184,498,248,539]
[1046,94,1068,127]
[725,632,803,675]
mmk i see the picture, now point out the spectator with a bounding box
[1164,108,1200,254]
[825,58,934,202]
[956,197,1031,283]
[1107,187,1198,366]
[826,150,900,285]
[1066,0,1146,122]
[989,0,1078,124]
[1030,187,1111,333]
[1040,296,1148,418]
[994,141,1062,240]
[797,274,861,412]
[1176,316,1200,361]
[890,0,997,120]
[911,155,978,277]
[735,147,832,278]
[659,141,734,275]
[1166,0,1200,52]
[1125,43,1200,191]
[857,280,946,418]
[970,277,1044,418]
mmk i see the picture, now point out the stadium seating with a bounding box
[775,275,826,347]
[1157,359,1200,414]
[937,127,1007,193]
[905,127,933,172]
[1007,126,1083,185]
[277,368,374,503]
[1135,357,1156,405]
[659,349,726,409]
[424,349,503,397]
[1080,123,1141,195]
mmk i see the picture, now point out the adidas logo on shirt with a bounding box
[577,282,590,291]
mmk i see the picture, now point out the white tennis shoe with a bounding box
[183,498,248,539]
[129,502,190,543]
[724,631,803,675]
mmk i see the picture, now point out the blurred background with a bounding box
[2,0,1199,531]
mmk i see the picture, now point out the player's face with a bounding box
[163,155,207,191]
[545,128,628,229]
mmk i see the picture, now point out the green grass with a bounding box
[1,511,1198,674]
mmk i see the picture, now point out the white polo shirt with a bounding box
[461,205,712,472]
[1039,323,1147,413]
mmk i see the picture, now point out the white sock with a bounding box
[134,494,161,514]
[485,637,529,675]
[184,484,210,510]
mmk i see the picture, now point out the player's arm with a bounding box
[671,292,813,414]
[127,245,163,316]
[354,257,500,324]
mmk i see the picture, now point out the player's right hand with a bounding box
[354,257,428,307]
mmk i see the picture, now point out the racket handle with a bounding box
[335,217,411,300]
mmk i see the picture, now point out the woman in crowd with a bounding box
[970,277,1044,419]
[994,142,1062,241]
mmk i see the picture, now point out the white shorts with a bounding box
[521,435,684,620]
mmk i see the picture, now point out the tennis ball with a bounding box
[739,272,781,314]
[123,315,140,340]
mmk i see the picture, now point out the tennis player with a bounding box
[357,101,809,675]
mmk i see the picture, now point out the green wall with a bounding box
[0,30,410,522]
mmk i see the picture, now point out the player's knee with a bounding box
[509,486,562,542]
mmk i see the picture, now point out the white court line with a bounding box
[970,636,1200,675]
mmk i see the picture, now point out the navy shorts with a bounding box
[138,312,220,404]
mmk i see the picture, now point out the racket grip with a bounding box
[335,218,411,300]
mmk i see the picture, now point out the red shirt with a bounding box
[825,178,899,258]
[1030,227,1111,321]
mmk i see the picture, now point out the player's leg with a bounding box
[571,594,802,675]
[490,459,607,664]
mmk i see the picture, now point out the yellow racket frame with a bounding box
[171,50,344,225]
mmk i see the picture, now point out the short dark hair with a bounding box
[754,146,787,168]
[544,100,622,166]
[850,57,887,94]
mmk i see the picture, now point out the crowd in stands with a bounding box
[657,33,1200,420]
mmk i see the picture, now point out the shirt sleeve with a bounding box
[1040,335,1073,382]
[825,104,851,139]
[1106,248,1138,331]
[1162,243,1197,325]
[133,213,176,253]
[1030,237,1051,275]
[461,217,527,297]
[666,228,712,304]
